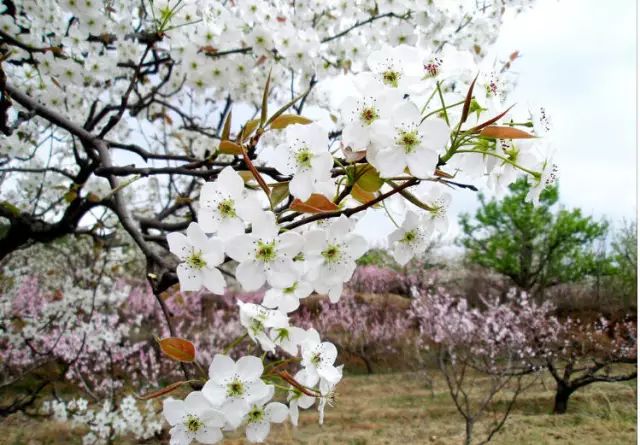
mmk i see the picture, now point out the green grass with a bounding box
[1,372,636,445]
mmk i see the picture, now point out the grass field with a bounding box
[1,371,636,445]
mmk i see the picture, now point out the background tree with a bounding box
[459,178,609,297]
[609,220,637,307]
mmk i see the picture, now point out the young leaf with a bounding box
[351,183,377,204]
[239,119,260,142]
[355,164,383,192]
[290,194,339,213]
[158,337,196,363]
[221,110,232,141]
[460,73,479,124]
[260,67,272,128]
[270,182,290,207]
[269,114,312,130]
[219,140,244,155]
[467,105,515,133]
[135,380,197,400]
[479,126,535,139]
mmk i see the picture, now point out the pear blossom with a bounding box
[202,354,272,428]
[365,44,423,92]
[388,211,433,266]
[526,158,559,205]
[163,392,225,445]
[287,370,316,426]
[340,84,402,151]
[369,101,450,178]
[270,325,308,356]
[226,211,303,291]
[416,187,452,233]
[304,216,368,302]
[317,365,343,425]
[300,329,341,386]
[272,123,333,201]
[198,166,262,238]
[244,387,289,443]
[167,223,226,294]
[238,301,289,352]
[261,281,314,313]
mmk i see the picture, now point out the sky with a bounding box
[354,0,637,247]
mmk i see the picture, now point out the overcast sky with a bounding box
[355,0,637,247]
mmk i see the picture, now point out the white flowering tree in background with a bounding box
[0,0,561,443]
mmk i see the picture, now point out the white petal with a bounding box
[225,235,256,262]
[376,148,406,177]
[303,229,327,254]
[195,427,222,444]
[406,148,438,178]
[235,194,263,222]
[177,263,203,292]
[185,391,214,415]
[420,118,451,151]
[167,232,191,260]
[278,231,303,257]
[236,261,267,291]
[289,173,313,201]
[265,402,288,423]
[223,398,249,429]
[202,381,227,407]
[202,237,225,264]
[236,356,263,382]
[187,222,209,247]
[201,267,225,294]
[163,399,185,426]
[218,166,245,199]
[246,421,270,443]
[392,100,421,125]
[216,217,244,240]
[208,354,237,383]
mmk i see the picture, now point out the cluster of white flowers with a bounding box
[161,34,557,441]
[164,338,341,444]
[42,396,162,445]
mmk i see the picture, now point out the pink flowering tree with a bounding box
[0,0,561,443]
[545,316,637,414]
[411,288,557,445]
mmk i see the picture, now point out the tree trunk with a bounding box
[553,383,574,414]
[464,418,474,445]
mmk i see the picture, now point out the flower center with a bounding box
[396,129,421,153]
[424,58,442,77]
[283,282,297,294]
[311,352,322,366]
[217,198,236,218]
[249,317,265,335]
[247,406,264,423]
[321,244,342,263]
[359,106,379,126]
[274,327,290,343]
[256,240,277,262]
[401,230,418,244]
[227,379,245,397]
[186,251,206,269]
[184,414,203,432]
[295,148,313,170]
[382,69,400,87]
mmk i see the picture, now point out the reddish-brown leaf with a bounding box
[479,126,535,139]
[290,194,339,213]
[460,73,478,124]
[158,337,196,363]
[468,105,514,134]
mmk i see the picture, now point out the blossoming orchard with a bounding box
[0,1,635,444]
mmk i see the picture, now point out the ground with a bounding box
[1,371,636,445]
